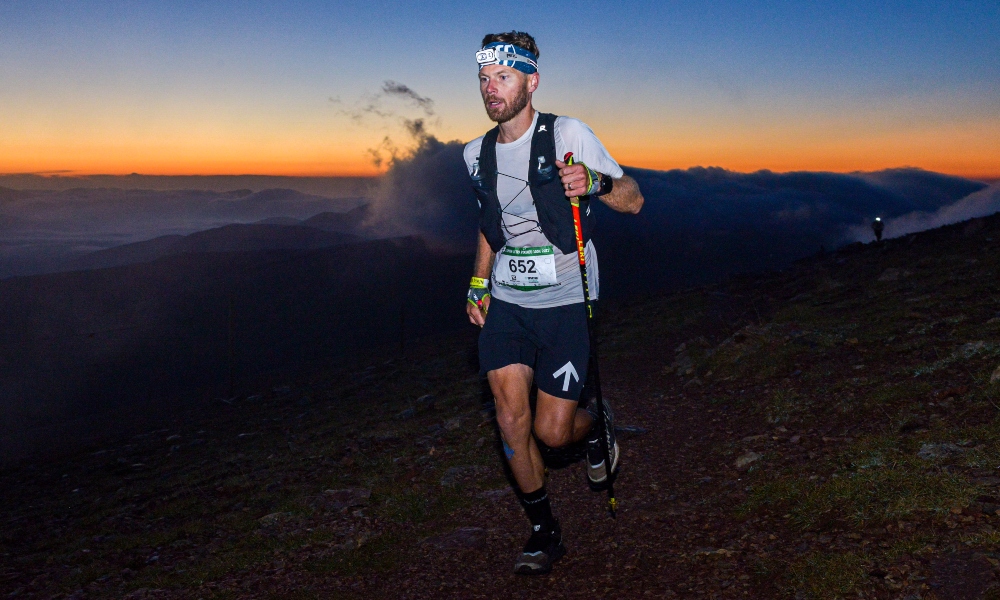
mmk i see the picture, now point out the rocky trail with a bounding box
[5,213,1000,599]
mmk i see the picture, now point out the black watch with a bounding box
[595,172,614,196]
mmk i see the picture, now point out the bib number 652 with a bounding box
[508,259,537,274]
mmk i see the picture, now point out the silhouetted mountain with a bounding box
[254,216,302,226]
[0,174,374,197]
[0,186,40,203]
[301,204,371,233]
[207,189,358,221]
[69,234,186,269]
[0,187,369,278]
[69,224,363,270]
[246,205,373,231]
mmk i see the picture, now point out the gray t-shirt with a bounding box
[464,112,623,309]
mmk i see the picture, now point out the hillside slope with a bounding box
[0,237,470,462]
[3,213,1000,599]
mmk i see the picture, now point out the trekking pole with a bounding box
[564,152,617,518]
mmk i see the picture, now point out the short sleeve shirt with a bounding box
[463,112,623,309]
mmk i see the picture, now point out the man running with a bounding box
[464,31,644,575]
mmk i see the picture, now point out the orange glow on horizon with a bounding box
[0,152,384,178]
[0,147,379,177]
[2,120,997,180]
[3,163,996,181]
[1,151,995,180]
[603,117,1000,182]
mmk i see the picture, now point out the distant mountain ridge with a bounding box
[0,186,366,230]
[252,204,372,233]
[0,187,371,278]
[302,204,372,233]
[0,186,40,203]
[0,174,374,197]
[68,223,364,271]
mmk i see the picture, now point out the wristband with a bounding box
[467,284,491,310]
[585,166,600,196]
[470,276,489,288]
[576,161,601,196]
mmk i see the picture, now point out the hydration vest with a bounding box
[471,112,595,256]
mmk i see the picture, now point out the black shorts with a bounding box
[479,298,590,401]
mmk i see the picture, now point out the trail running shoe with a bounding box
[587,398,620,489]
[513,523,565,575]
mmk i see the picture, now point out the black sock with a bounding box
[518,487,555,532]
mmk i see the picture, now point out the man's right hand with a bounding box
[467,293,490,327]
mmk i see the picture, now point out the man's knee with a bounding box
[534,419,571,448]
[495,403,532,440]
[489,366,532,433]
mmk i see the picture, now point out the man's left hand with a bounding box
[555,160,590,198]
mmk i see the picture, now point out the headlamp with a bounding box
[476,48,528,66]
[476,48,499,65]
[475,43,537,74]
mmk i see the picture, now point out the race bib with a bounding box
[494,245,558,291]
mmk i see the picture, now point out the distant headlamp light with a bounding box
[476,43,537,74]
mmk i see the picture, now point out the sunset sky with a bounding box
[1,1,997,179]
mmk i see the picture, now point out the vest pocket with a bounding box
[473,183,493,211]
[535,155,556,184]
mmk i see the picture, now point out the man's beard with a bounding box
[484,84,529,123]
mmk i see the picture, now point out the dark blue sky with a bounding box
[1,1,997,176]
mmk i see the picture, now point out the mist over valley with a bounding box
[0,187,368,278]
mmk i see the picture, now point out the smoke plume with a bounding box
[381,81,435,116]
[363,134,476,248]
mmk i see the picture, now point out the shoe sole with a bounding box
[514,544,566,575]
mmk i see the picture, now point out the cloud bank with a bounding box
[364,138,988,293]
[595,166,985,292]
[845,183,1000,241]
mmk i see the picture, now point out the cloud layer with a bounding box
[845,183,1000,242]
[363,138,988,293]
[2,125,991,298]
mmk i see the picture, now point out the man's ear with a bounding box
[528,72,539,93]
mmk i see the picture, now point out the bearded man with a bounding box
[464,31,644,574]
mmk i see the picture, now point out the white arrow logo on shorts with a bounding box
[553,361,579,392]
